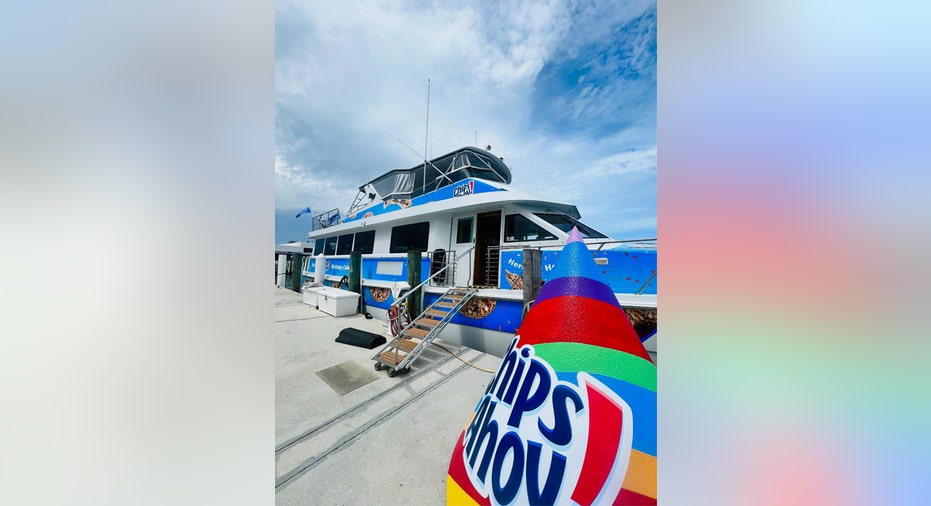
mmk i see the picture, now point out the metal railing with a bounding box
[494,238,657,255]
[636,270,657,295]
[311,208,342,231]
[485,246,501,287]
[488,239,657,292]
[390,246,474,313]
[588,238,657,255]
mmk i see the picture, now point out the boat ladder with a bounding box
[372,286,477,377]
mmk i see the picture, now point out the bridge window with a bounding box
[456,217,473,243]
[389,222,430,253]
[336,234,354,255]
[504,214,557,242]
[534,213,607,238]
[323,236,337,255]
[353,230,375,254]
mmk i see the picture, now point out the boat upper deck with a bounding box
[345,147,514,220]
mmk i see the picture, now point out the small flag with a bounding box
[327,212,340,224]
[295,206,312,219]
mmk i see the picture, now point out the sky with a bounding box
[275,0,656,245]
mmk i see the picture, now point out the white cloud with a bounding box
[275,0,656,242]
[580,147,657,179]
[274,154,351,211]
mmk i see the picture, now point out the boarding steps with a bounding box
[372,287,477,377]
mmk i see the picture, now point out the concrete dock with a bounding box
[275,287,501,505]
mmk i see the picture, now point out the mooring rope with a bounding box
[429,341,496,374]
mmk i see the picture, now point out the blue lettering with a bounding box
[489,339,519,400]
[501,347,529,405]
[526,441,567,504]
[462,343,609,505]
[466,396,498,483]
[507,357,551,427]
[491,432,524,505]
[453,182,474,197]
[464,395,492,456]
[538,384,583,447]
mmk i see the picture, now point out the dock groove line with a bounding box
[275,351,459,454]
[274,359,472,493]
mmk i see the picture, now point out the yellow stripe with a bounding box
[621,449,657,499]
[446,475,479,505]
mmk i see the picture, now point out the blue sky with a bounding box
[275,0,656,244]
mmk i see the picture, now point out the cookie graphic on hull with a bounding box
[369,287,390,303]
[504,269,523,290]
[459,298,497,319]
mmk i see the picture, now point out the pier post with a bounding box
[314,253,326,285]
[289,253,303,293]
[522,248,542,306]
[276,254,287,287]
[407,249,422,320]
[349,251,361,293]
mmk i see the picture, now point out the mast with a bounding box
[423,78,430,195]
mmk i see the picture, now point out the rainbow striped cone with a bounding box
[446,227,656,505]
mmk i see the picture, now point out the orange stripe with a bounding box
[621,449,657,499]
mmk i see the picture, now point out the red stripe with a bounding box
[518,296,651,362]
[571,381,625,505]
[613,488,657,505]
[446,432,490,505]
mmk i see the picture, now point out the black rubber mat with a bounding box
[335,327,387,349]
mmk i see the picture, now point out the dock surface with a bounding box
[275,287,500,505]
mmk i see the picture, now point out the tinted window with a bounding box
[456,218,473,243]
[323,236,337,255]
[504,214,557,242]
[534,213,607,238]
[314,238,325,255]
[389,222,430,253]
[353,230,375,254]
[336,234,354,255]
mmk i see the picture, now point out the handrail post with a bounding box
[406,250,422,320]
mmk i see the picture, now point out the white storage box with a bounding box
[316,287,360,317]
[302,285,325,307]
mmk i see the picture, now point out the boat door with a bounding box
[474,210,502,287]
[451,214,475,286]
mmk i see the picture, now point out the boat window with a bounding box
[389,222,430,253]
[336,234,354,255]
[353,230,375,254]
[534,213,608,238]
[314,238,325,255]
[504,214,558,242]
[456,218,473,243]
[323,236,337,255]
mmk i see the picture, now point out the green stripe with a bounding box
[532,342,656,392]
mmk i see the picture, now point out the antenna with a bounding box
[475,130,478,147]
[423,78,430,195]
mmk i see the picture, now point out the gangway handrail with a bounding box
[391,246,474,311]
